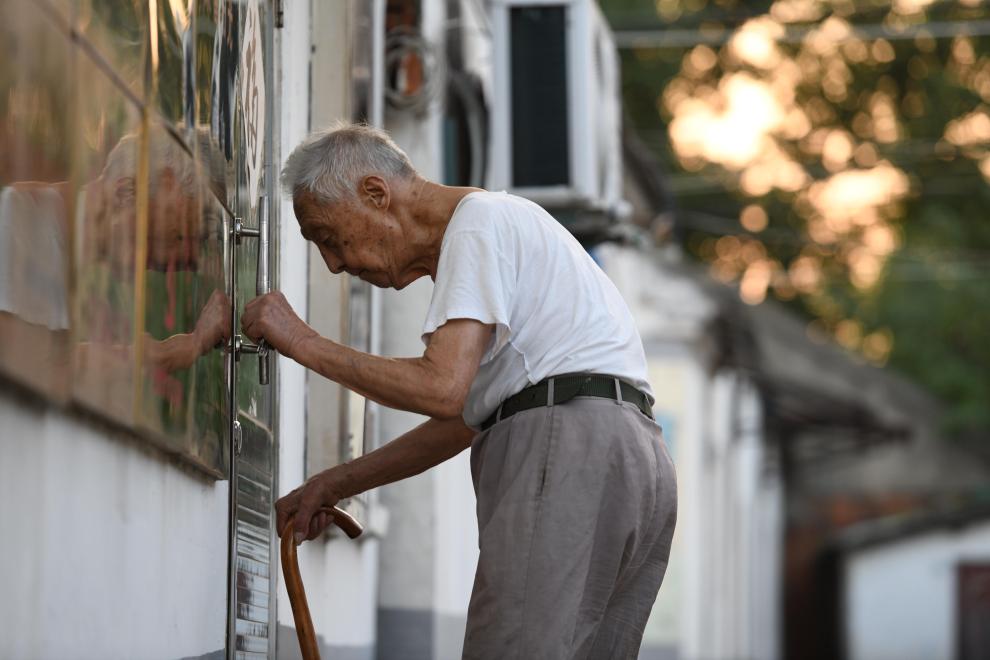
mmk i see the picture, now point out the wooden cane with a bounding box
[280,507,364,660]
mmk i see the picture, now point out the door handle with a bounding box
[233,195,272,385]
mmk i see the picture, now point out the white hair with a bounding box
[280,122,418,203]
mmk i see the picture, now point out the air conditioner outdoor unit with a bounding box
[488,0,624,227]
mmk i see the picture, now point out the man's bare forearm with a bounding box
[333,416,476,499]
[242,296,489,418]
[292,335,459,418]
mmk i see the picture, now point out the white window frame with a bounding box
[488,0,596,207]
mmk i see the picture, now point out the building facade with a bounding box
[0,1,632,658]
[9,1,952,659]
[838,507,990,660]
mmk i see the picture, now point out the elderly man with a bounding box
[241,123,677,659]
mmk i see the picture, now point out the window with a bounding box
[510,5,570,188]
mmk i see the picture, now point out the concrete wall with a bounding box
[275,3,382,659]
[0,390,228,660]
[843,521,990,660]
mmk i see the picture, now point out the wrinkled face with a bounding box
[294,190,410,289]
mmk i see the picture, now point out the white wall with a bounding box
[844,521,990,660]
[704,372,780,660]
[0,393,228,660]
[275,2,382,657]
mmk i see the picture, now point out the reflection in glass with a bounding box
[197,0,241,168]
[68,104,231,470]
[2,0,282,479]
[69,53,145,427]
[151,0,195,125]
[0,0,240,474]
[0,0,75,400]
[137,125,229,473]
[76,0,149,103]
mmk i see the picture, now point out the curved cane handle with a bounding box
[280,508,364,660]
[314,505,364,540]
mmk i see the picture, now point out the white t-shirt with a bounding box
[421,191,654,429]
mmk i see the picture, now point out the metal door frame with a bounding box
[223,1,280,657]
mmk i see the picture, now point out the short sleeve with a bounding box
[421,227,515,363]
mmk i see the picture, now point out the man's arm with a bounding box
[275,415,476,543]
[240,291,493,418]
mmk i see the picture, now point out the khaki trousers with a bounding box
[463,396,678,660]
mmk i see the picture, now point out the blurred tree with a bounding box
[602,0,990,436]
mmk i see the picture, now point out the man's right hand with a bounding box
[274,416,476,546]
[275,468,349,545]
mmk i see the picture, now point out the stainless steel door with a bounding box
[215,0,279,657]
[226,193,277,659]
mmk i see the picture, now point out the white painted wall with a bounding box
[751,439,783,660]
[844,521,990,660]
[375,279,438,617]
[275,2,382,657]
[273,0,310,530]
[0,393,228,659]
[704,372,780,660]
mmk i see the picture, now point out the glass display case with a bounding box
[0,0,280,655]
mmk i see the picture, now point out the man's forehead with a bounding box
[293,193,337,238]
[292,190,320,217]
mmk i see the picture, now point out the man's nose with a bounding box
[326,255,346,275]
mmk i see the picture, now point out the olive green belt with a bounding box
[481,373,654,431]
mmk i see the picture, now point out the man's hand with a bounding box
[275,416,476,545]
[241,291,318,360]
[275,467,348,545]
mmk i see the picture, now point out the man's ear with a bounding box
[360,175,390,210]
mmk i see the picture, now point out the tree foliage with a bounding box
[602,0,990,436]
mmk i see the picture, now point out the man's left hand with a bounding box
[241,291,318,360]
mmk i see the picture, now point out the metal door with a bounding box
[213,0,279,657]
